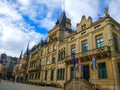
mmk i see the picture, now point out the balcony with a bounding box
[28,65,41,72]
[16,69,26,74]
[64,46,111,63]
[30,57,37,61]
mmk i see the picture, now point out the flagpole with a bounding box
[79,66,80,90]
[93,65,96,90]
[72,54,76,90]
[73,66,75,90]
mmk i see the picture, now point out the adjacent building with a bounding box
[14,8,120,90]
[0,53,18,79]
[6,56,18,79]
[0,53,7,79]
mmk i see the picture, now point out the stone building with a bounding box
[14,9,120,90]
[6,56,17,79]
[0,53,17,79]
[0,53,8,79]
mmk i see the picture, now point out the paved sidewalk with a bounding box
[0,80,63,90]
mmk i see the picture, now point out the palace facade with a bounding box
[13,9,120,90]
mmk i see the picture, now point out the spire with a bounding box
[55,11,67,27]
[19,50,23,60]
[25,42,29,55]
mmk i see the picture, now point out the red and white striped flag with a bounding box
[78,57,82,70]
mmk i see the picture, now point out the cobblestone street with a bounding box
[0,80,63,90]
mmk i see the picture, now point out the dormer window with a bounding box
[81,24,86,30]
[94,24,101,29]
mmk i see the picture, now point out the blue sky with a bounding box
[0,0,120,57]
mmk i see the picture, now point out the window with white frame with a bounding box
[71,44,76,55]
[96,35,104,48]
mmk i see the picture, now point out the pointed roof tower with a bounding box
[55,11,72,31]
[25,42,29,55]
[19,50,23,60]
[55,11,66,27]
[17,50,23,64]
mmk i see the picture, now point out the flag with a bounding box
[92,55,97,69]
[78,57,82,70]
[97,13,103,20]
[72,54,76,67]
[98,13,100,16]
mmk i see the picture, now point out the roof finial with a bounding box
[104,6,109,16]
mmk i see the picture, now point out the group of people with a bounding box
[0,78,15,83]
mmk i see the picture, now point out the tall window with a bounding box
[41,50,43,56]
[96,36,104,48]
[82,41,88,52]
[70,67,74,78]
[45,71,47,80]
[60,69,62,80]
[51,70,54,80]
[58,53,61,61]
[48,47,50,53]
[61,51,65,59]
[57,68,65,80]
[71,45,76,55]
[52,57,55,63]
[37,72,40,79]
[98,63,107,79]
[40,60,42,66]
[53,44,56,51]
[46,57,49,65]
[57,69,60,80]
[63,68,65,80]
[118,63,120,77]
[113,36,119,52]
[35,73,37,79]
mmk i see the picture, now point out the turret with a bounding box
[55,11,71,30]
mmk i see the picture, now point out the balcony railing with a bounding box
[16,69,26,73]
[28,65,41,72]
[64,46,111,63]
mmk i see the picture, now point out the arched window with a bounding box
[81,24,86,30]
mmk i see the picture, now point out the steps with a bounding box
[64,77,94,90]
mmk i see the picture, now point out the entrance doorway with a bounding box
[83,65,90,81]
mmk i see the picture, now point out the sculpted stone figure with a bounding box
[104,6,109,16]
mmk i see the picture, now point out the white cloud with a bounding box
[0,0,45,57]
[109,0,120,23]
[64,0,99,29]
